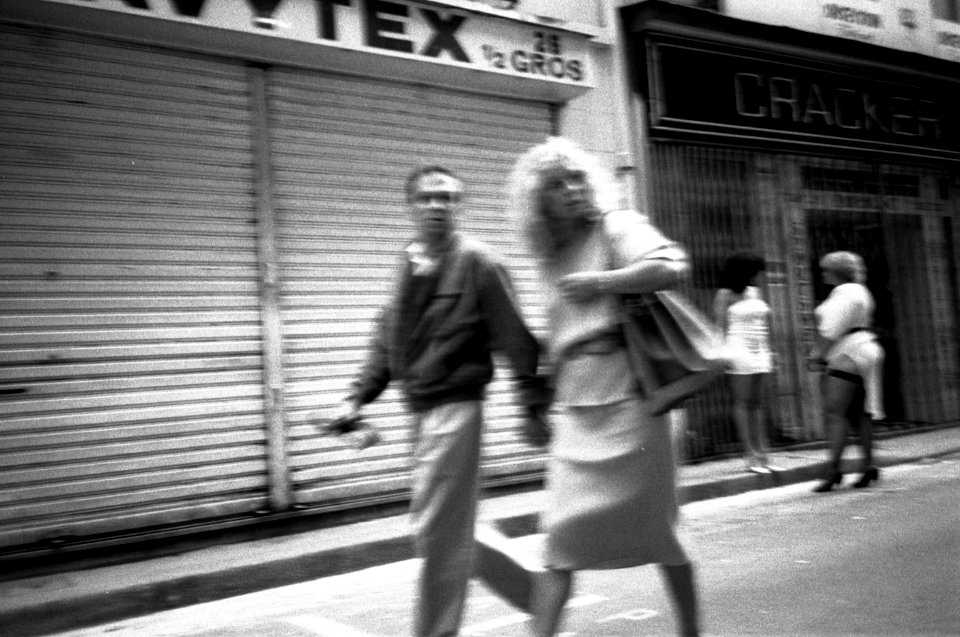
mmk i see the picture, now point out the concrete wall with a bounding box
[517,0,643,211]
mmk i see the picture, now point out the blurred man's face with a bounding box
[410,172,461,251]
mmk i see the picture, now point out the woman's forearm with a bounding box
[598,258,689,295]
[712,290,731,331]
[556,258,689,303]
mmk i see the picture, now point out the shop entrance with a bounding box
[800,164,940,425]
[803,208,911,422]
[648,144,959,452]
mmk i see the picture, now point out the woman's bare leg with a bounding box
[847,384,873,470]
[660,562,701,637]
[859,411,873,469]
[729,375,758,468]
[821,360,861,474]
[531,569,573,637]
[750,374,771,464]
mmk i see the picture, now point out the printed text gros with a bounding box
[89,0,586,81]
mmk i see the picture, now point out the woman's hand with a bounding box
[807,342,828,372]
[807,356,827,372]
[558,271,608,303]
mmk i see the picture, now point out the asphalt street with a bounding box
[42,455,959,637]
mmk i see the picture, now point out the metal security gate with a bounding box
[649,143,960,458]
[264,67,553,508]
[0,21,559,553]
[648,144,801,457]
[0,25,269,550]
[795,159,960,426]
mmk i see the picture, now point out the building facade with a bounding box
[620,0,960,456]
[0,0,620,558]
[2,0,957,560]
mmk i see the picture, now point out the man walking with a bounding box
[335,166,549,637]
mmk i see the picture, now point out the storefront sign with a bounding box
[724,0,960,62]
[648,41,960,159]
[29,0,589,85]
[732,73,940,138]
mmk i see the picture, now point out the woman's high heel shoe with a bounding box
[853,467,879,488]
[813,471,842,493]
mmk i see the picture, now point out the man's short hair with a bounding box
[405,166,460,202]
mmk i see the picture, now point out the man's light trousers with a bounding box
[410,400,483,637]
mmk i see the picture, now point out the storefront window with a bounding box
[801,167,920,198]
[932,0,960,22]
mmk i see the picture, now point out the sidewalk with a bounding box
[2,426,958,637]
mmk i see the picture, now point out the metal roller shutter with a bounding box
[648,144,766,456]
[0,25,268,550]
[267,67,553,507]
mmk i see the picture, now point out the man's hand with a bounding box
[522,408,551,448]
[320,400,380,450]
[332,399,361,425]
[348,421,381,451]
[322,401,361,435]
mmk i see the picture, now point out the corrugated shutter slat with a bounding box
[0,24,268,549]
[267,68,552,505]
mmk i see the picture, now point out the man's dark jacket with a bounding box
[349,234,546,413]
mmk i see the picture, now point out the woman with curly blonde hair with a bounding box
[510,137,618,260]
[507,137,701,637]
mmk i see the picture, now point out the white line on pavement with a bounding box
[286,614,386,636]
[598,607,659,623]
[461,593,607,635]
[462,611,529,635]
[566,593,609,608]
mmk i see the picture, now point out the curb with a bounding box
[0,535,416,637]
[1,438,957,637]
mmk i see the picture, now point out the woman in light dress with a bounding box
[508,137,701,637]
[811,251,885,492]
[712,252,776,474]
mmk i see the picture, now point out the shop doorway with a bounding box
[798,160,953,425]
[804,208,913,422]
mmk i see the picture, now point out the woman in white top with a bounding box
[713,252,776,473]
[811,251,885,492]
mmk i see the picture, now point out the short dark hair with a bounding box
[405,165,460,202]
[718,251,766,294]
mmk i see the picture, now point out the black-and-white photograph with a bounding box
[1,1,958,635]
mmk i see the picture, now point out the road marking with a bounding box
[285,614,385,636]
[461,594,607,635]
[599,608,659,623]
[566,593,608,608]
[462,612,529,635]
